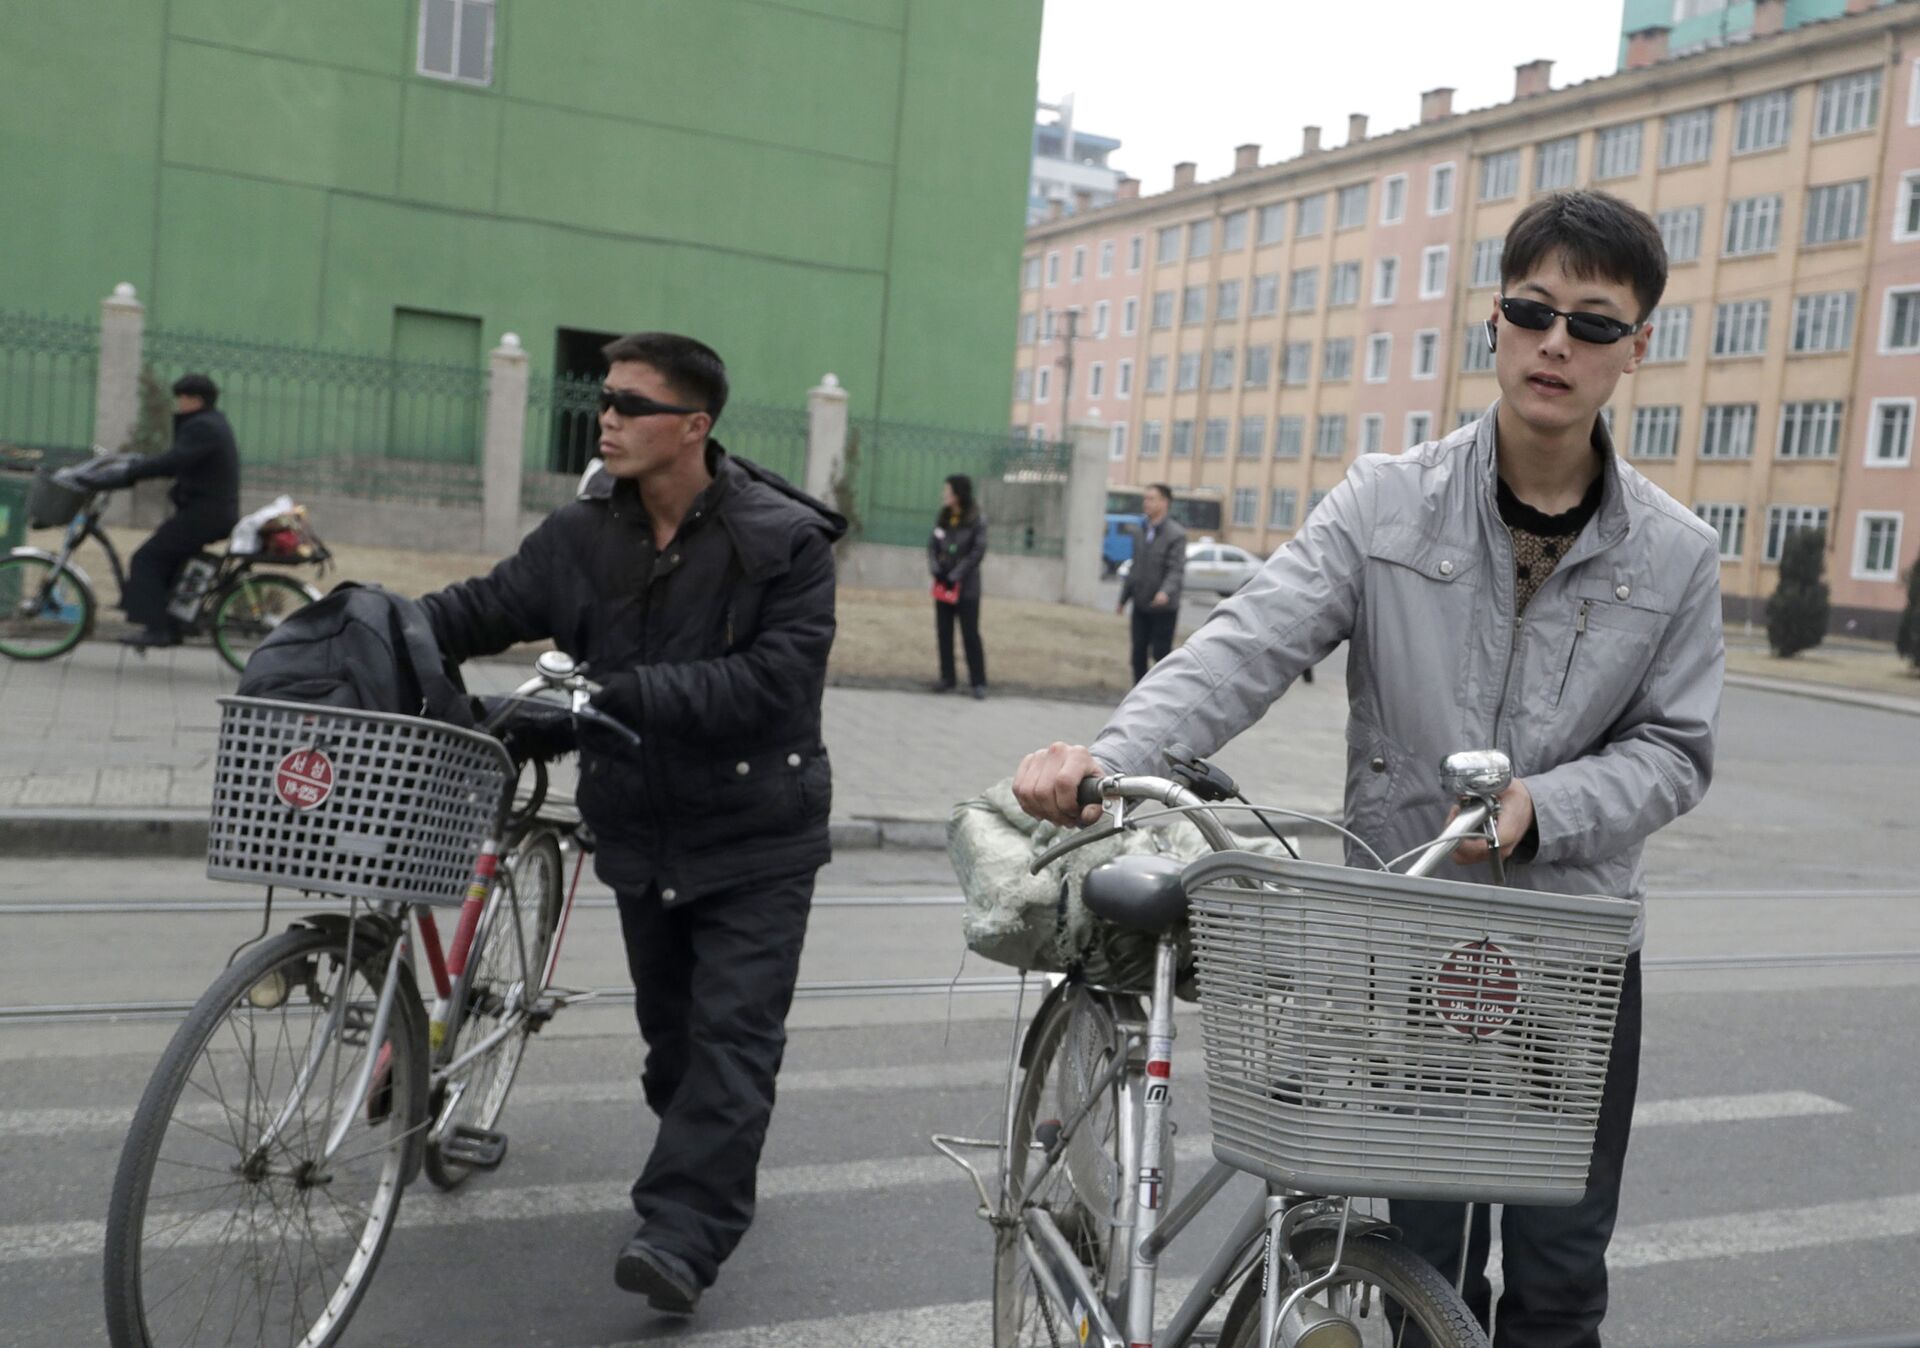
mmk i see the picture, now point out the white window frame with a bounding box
[1183,285,1207,326]
[1897,170,1920,243]
[1257,204,1286,246]
[1910,57,1920,127]
[1021,256,1041,290]
[1360,413,1385,455]
[1128,235,1144,273]
[1145,356,1168,394]
[1803,180,1868,247]
[1122,297,1138,336]
[1071,246,1087,281]
[1269,486,1298,529]
[1035,367,1051,402]
[1314,414,1348,459]
[1088,361,1105,399]
[1250,273,1279,316]
[1631,405,1683,459]
[1288,268,1319,314]
[1373,256,1399,305]
[1117,360,1133,398]
[1866,397,1915,467]
[1419,245,1448,299]
[1657,205,1703,263]
[1156,226,1181,266]
[1723,194,1782,257]
[1479,150,1519,202]
[1534,136,1578,192]
[1428,161,1456,215]
[1790,291,1854,354]
[1171,419,1194,458]
[1777,400,1843,460]
[1660,107,1713,167]
[1595,123,1643,180]
[1216,280,1242,324]
[1412,329,1439,379]
[1365,332,1392,383]
[1337,183,1369,231]
[1852,511,1904,580]
[1098,241,1115,277]
[1322,337,1354,382]
[1406,412,1433,447]
[1222,210,1248,252]
[417,0,495,86]
[1177,352,1201,392]
[1460,322,1496,374]
[1297,194,1327,237]
[1045,251,1059,286]
[1244,345,1272,388]
[1814,70,1881,140]
[1763,504,1829,563]
[1713,300,1770,357]
[1882,285,1920,353]
[1188,219,1214,259]
[1274,416,1305,459]
[1140,420,1163,457]
[1329,261,1362,308]
[1013,367,1033,403]
[1109,422,1128,461]
[1204,417,1230,458]
[1699,403,1757,460]
[1282,342,1313,385]
[1210,348,1237,391]
[1093,300,1110,338]
[1470,238,1503,289]
[1696,502,1747,560]
[1381,173,1408,225]
[1734,89,1792,155]
[1232,487,1257,527]
[1238,416,1266,460]
[1645,305,1690,363]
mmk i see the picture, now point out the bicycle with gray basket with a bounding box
[101,651,621,1348]
[935,749,1637,1348]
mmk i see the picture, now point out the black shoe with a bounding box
[615,1235,702,1314]
[928,680,956,694]
[119,627,180,650]
[971,684,988,701]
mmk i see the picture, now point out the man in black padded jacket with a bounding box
[419,332,845,1316]
[119,373,241,647]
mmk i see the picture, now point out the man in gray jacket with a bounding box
[1118,482,1187,682]
[1016,190,1725,1347]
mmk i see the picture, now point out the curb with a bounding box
[1722,671,1920,717]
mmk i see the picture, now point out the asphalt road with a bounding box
[2,682,1918,1347]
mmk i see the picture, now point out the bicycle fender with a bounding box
[6,547,95,591]
[1289,1213,1399,1248]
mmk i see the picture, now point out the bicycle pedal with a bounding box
[440,1124,508,1170]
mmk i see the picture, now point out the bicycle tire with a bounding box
[0,554,92,659]
[424,829,564,1189]
[1214,1230,1489,1348]
[211,572,316,672]
[992,984,1133,1348]
[104,920,428,1348]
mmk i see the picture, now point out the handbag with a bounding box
[931,580,961,605]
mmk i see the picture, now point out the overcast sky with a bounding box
[1036,1,1629,193]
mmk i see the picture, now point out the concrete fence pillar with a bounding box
[480,332,531,554]
[94,282,144,454]
[1062,419,1110,607]
[804,373,849,508]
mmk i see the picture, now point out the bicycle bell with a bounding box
[1439,748,1513,800]
[535,650,578,682]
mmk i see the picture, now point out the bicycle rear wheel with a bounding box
[993,984,1132,1348]
[1215,1230,1489,1348]
[104,920,427,1348]
[424,829,564,1189]
[0,554,92,659]
[211,572,316,672]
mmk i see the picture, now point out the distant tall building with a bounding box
[1620,0,1891,64]
[1029,95,1127,224]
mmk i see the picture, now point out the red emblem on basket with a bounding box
[1435,938,1520,1039]
[273,747,335,811]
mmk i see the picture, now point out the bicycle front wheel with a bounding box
[0,554,92,659]
[1215,1230,1489,1348]
[211,572,316,672]
[993,984,1132,1348]
[103,921,427,1348]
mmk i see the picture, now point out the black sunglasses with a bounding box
[1498,296,1640,345]
[599,387,702,418]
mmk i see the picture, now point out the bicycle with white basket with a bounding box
[102,650,621,1348]
[935,749,1638,1348]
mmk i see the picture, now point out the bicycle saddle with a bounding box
[1082,853,1189,933]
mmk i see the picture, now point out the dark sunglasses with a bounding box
[599,387,701,418]
[1498,296,1640,345]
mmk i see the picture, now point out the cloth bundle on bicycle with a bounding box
[234,581,475,726]
[228,496,327,562]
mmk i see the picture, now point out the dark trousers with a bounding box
[122,509,231,630]
[1129,606,1177,683]
[935,588,986,688]
[1391,953,1643,1348]
[612,872,815,1286]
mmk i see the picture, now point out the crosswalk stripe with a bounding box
[1632,1090,1848,1126]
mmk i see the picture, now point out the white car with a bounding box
[1117,538,1263,597]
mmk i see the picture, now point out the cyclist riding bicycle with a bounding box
[1016,189,1726,1348]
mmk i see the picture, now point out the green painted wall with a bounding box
[1618,0,1853,66]
[0,0,1040,454]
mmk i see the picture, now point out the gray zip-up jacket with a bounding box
[1089,407,1725,950]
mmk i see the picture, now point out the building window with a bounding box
[1897,170,1920,242]
[1429,161,1456,214]
[1308,489,1330,516]
[1470,238,1503,289]
[1042,308,1056,340]
[1695,503,1747,560]
[1177,352,1201,391]
[1365,333,1392,382]
[1110,422,1129,460]
[1458,407,1485,429]
[1232,487,1257,527]
[1129,235,1144,272]
[1673,0,1726,20]
[1657,205,1703,263]
[1013,368,1032,402]
[1146,356,1169,394]
[1238,417,1267,459]
[1151,291,1175,330]
[1700,404,1757,459]
[1479,150,1519,201]
[1535,136,1577,191]
[1412,329,1439,378]
[1631,405,1682,459]
[1804,180,1868,246]
[1072,246,1086,281]
[1182,285,1207,325]
[1790,291,1855,354]
[1093,300,1110,338]
[1017,312,1037,346]
[1099,241,1115,277]
[1712,300,1769,356]
[1815,70,1881,139]
[1210,349,1236,390]
[1734,89,1791,154]
[1156,226,1181,265]
[1251,274,1280,316]
[1222,210,1248,252]
[1257,203,1286,245]
[1288,268,1319,313]
[1123,297,1139,335]
[1883,287,1920,352]
[1723,194,1782,256]
[1460,323,1496,373]
[1021,257,1041,290]
[1912,57,1920,125]
[1045,253,1059,286]
[1595,124,1643,180]
[1141,420,1163,457]
[1869,398,1915,466]
[1406,412,1433,446]
[1764,505,1829,562]
[1374,256,1399,304]
[1854,513,1903,579]
[1419,245,1448,299]
[1117,359,1134,397]
[1660,108,1713,167]
[1322,338,1354,381]
[1204,417,1230,458]
[1329,261,1362,307]
[1778,400,1843,459]
[1360,414,1384,454]
[1336,183,1369,230]
[1381,173,1408,224]
[1244,344,1272,388]
[1088,362,1105,399]
[1035,367,1050,402]
[1189,219,1213,259]
[1297,194,1327,237]
[1275,416,1305,459]
[1216,280,1242,323]
[1314,414,1348,459]
[417,0,495,85]
[1282,342,1313,385]
[1269,487,1299,529]
[1646,305,1690,363]
[1171,419,1194,458]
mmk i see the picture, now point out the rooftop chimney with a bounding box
[1844,0,1873,13]
[1347,113,1368,143]
[1420,87,1455,123]
[1046,199,1065,221]
[1116,176,1141,201]
[1072,188,1092,214]
[1302,125,1321,155]
[1234,143,1261,173]
[1625,25,1670,70]
[1753,0,1785,36]
[1172,161,1197,189]
[1514,59,1554,99]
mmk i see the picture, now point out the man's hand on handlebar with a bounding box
[1447,777,1536,864]
[1013,741,1106,828]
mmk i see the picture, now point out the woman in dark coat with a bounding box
[927,473,988,698]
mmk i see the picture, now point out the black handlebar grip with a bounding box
[1076,776,1105,808]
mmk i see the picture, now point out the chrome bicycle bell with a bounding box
[1439,749,1513,800]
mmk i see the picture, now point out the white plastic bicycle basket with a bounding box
[1186,852,1636,1206]
[206,697,513,907]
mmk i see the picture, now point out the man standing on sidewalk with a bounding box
[1117,482,1186,683]
[420,332,845,1317]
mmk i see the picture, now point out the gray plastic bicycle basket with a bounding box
[206,697,514,907]
[1186,852,1636,1206]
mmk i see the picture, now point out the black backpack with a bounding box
[236,582,475,727]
